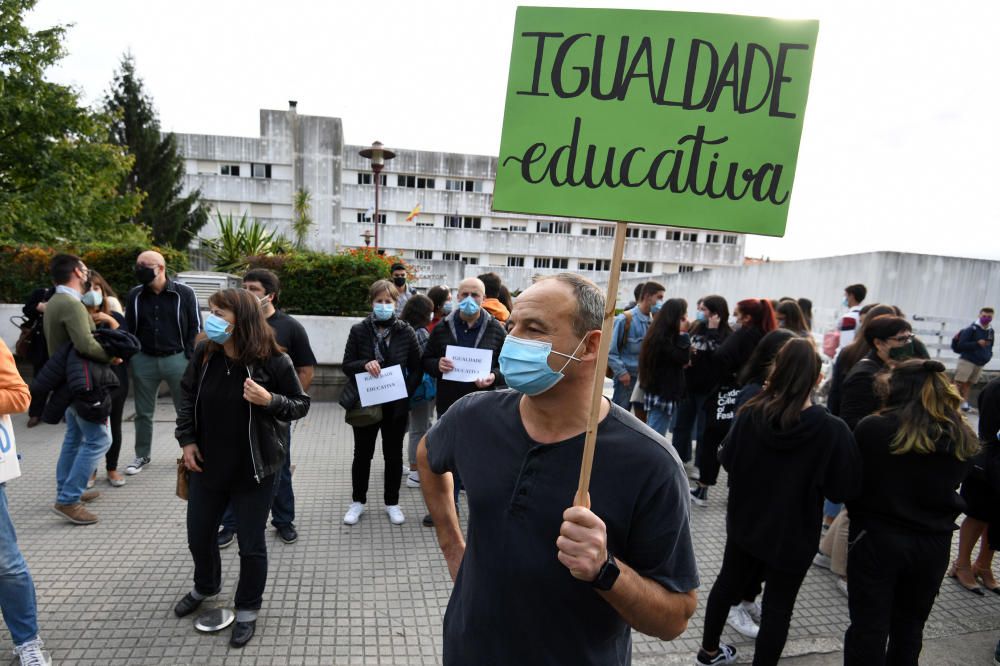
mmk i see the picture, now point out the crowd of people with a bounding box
[0,254,997,665]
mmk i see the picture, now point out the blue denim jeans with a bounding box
[611,377,634,411]
[646,401,677,437]
[0,484,39,646]
[223,425,293,531]
[56,407,111,505]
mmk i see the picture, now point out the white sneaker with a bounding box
[343,502,365,525]
[406,472,421,488]
[125,456,150,475]
[14,637,52,666]
[812,551,833,569]
[386,504,405,525]
[726,604,759,639]
[740,599,762,624]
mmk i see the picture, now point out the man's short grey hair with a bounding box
[534,272,604,337]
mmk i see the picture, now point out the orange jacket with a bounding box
[481,298,510,323]
[0,339,31,415]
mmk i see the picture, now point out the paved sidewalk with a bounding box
[3,401,999,665]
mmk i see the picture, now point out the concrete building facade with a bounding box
[173,104,746,291]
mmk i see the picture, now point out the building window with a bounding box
[507,256,525,267]
[538,221,571,234]
[578,261,595,271]
[397,175,435,189]
[705,234,721,244]
[534,257,551,268]
[461,256,478,265]
[444,215,481,229]
[640,229,656,239]
[682,232,697,242]
[723,234,738,244]
[251,163,271,179]
[552,258,568,269]
[595,259,611,271]
[220,164,240,176]
[442,252,460,261]
[414,250,433,260]
[357,212,386,224]
[665,230,681,241]
[445,178,483,193]
[416,221,434,227]
[509,225,527,232]
[357,173,387,186]
[625,228,640,238]
[598,226,615,237]
[679,265,695,273]
[580,227,597,236]
[635,261,652,272]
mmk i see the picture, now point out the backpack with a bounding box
[951,330,962,354]
[605,310,633,379]
[410,373,437,404]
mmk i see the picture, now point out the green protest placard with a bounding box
[493,7,819,237]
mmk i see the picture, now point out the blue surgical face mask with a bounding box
[373,303,395,321]
[82,290,103,308]
[695,310,707,322]
[499,335,585,396]
[205,314,232,344]
[459,296,480,316]
[442,301,454,315]
[842,297,850,308]
[651,300,663,314]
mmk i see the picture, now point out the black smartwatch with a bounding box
[590,550,621,591]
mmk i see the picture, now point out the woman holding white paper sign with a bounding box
[342,279,423,526]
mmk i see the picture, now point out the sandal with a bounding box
[973,564,1000,595]
[948,561,985,596]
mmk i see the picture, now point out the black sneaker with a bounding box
[690,485,709,507]
[696,644,737,665]
[422,513,434,527]
[276,524,298,544]
[217,528,236,549]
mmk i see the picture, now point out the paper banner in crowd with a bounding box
[0,414,22,484]
[355,365,409,407]
[442,345,493,382]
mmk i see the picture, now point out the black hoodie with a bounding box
[719,404,861,571]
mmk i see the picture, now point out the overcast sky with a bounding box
[25,0,999,262]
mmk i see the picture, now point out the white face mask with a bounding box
[728,315,741,330]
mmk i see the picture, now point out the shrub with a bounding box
[0,243,188,303]
[246,248,406,316]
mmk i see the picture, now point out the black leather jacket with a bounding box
[174,341,311,482]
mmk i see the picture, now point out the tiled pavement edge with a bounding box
[3,401,999,665]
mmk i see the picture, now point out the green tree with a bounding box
[291,187,313,249]
[0,0,143,243]
[104,52,208,248]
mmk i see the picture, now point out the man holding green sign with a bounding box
[419,7,818,666]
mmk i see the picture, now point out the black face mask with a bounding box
[392,276,406,287]
[135,265,156,285]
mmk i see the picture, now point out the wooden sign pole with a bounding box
[574,220,628,508]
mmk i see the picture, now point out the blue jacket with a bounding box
[607,307,652,379]
[958,323,995,367]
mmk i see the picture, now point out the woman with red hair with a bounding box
[691,298,777,507]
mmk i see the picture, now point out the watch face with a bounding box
[593,552,621,591]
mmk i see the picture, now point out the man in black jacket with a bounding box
[124,250,201,475]
[422,277,506,416]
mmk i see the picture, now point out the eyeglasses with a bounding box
[888,334,914,343]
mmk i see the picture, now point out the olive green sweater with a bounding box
[42,292,111,362]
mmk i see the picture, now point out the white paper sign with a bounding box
[355,365,409,407]
[443,345,493,383]
[0,415,22,483]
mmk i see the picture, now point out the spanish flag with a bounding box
[405,203,421,222]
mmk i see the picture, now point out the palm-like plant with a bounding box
[209,212,285,273]
[292,188,313,250]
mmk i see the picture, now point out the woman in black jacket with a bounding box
[674,295,732,467]
[844,360,978,665]
[696,338,860,666]
[174,288,310,648]
[342,279,423,527]
[691,298,777,506]
[638,298,690,436]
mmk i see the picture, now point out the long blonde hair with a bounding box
[880,359,979,460]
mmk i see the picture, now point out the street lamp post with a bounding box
[359,141,396,252]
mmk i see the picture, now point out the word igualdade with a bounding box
[503,118,788,205]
